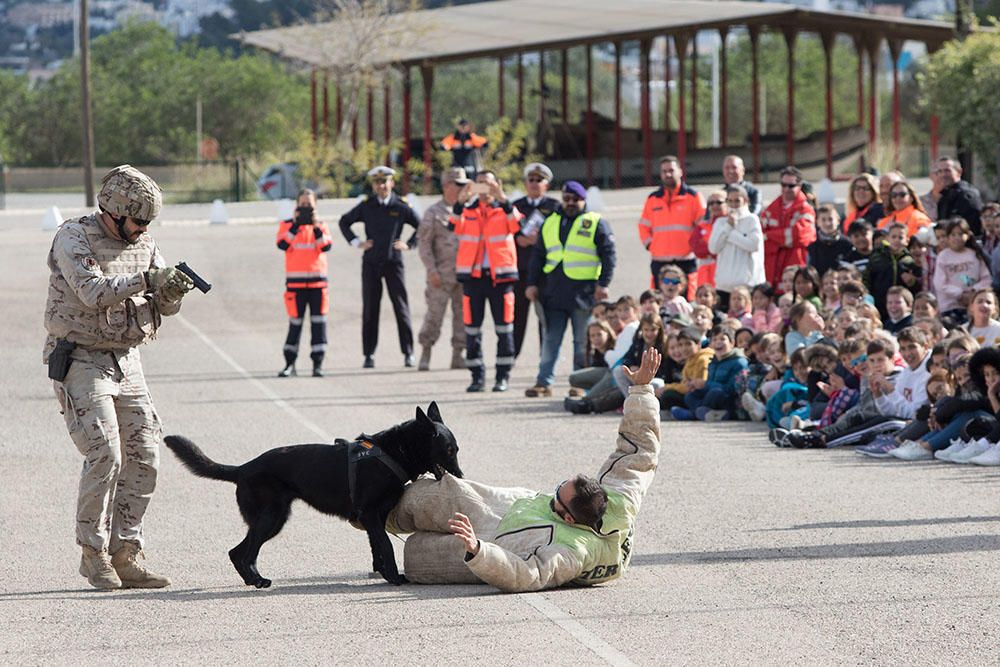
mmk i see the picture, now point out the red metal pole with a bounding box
[539,50,546,126]
[336,78,343,137]
[930,114,939,162]
[498,57,505,118]
[586,44,594,184]
[674,33,688,171]
[750,26,761,182]
[664,37,671,133]
[822,32,834,179]
[784,29,797,166]
[367,86,374,143]
[310,69,317,143]
[383,82,391,146]
[690,32,697,150]
[868,40,879,149]
[402,68,412,194]
[854,36,864,128]
[614,41,622,188]
[561,48,569,122]
[421,65,434,194]
[517,53,524,120]
[719,28,728,147]
[889,40,902,170]
[322,73,330,143]
[641,38,652,186]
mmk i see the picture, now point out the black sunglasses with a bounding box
[549,481,579,524]
[780,182,800,189]
[131,218,151,227]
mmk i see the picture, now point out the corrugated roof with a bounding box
[237,0,957,70]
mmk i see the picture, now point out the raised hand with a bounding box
[623,347,661,385]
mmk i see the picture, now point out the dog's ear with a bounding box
[426,401,443,424]
[415,406,433,428]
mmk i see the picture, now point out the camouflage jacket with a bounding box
[465,385,661,592]
[43,213,179,360]
[416,199,460,284]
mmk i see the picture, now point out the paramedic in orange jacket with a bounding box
[760,166,816,285]
[450,170,522,393]
[638,155,706,298]
[276,188,333,377]
[441,119,488,181]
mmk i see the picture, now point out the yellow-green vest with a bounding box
[494,490,635,586]
[541,211,602,280]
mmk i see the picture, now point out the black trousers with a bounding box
[511,279,543,358]
[463,276,515,381]
[283,287,328,365]
[362,260,413,357]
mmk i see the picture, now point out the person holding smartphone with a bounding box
[276,188,333,377]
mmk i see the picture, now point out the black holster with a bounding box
[47,339,77,382]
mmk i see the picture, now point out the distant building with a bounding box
[6,2,73,29]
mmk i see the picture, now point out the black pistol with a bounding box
[175,262,212,293]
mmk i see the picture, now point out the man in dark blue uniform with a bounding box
[339,166,420,368]
[511,162,558,360]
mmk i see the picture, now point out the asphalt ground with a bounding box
[2,184,998,665]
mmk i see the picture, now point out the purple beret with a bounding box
[562,180,587,200]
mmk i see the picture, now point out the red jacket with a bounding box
[689,218,716,287]
[760,193,816,285]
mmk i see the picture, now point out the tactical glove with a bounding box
[159,271,195,302]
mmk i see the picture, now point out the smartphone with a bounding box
[469,183,490,195]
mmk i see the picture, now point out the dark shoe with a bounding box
[363,355,375,369]
[788,431,826,449]
[312,366,324,377]
[466,380,485,393]
[278,364,296,378]
[404,354,415,368]
[564,397,593,414]
[492,377,508,392]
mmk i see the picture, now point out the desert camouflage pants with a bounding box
[387,474,535,584]
[417,280,464,350]
[53,347,160,552]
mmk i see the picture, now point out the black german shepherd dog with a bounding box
[163,402,461,588]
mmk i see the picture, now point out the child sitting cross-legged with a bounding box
[738,332,781,421]
[658,326,715,412]
[567,320,617,398]
[765,347,811,429]
[671,325,749,422]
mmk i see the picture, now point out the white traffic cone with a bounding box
[276,198,295,221]
[209,198,229,225]
[586,186,606,213]
[42,206,63,231]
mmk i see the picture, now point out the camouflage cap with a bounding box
[97,165,162,221]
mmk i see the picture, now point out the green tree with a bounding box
[922,27,1000,176]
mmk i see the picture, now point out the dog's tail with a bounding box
[163,435,240,483]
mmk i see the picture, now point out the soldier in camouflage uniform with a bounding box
[44,165,193,590]
[416,167,471,371]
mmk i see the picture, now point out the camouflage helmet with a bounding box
[98,165,162,221]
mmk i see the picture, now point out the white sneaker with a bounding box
[889,440,934,461]
[741,392,766,422]
[934,438,969,462]
[968,443,1000,466]
[951,438,993,464]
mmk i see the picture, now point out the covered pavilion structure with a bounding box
[237,0,961,190]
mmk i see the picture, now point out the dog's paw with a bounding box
[254,577,272,589]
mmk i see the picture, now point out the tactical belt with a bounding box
[347,440,411,509]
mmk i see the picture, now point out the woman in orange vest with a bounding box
[842,173,884,233]
[878,180,932,238]
[276,188,332,377]
[450,170,521,393]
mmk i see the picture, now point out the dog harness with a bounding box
[347,440,411,508]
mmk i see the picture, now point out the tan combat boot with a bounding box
[450,347,466,370]
[418,346,432,371]
[79,545,122,590]
[111,542,171,589]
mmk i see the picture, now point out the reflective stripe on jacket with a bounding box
[276,219,331,288]
[638,184,705,261]
[451,199,521,284]
[541,211,603,280]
